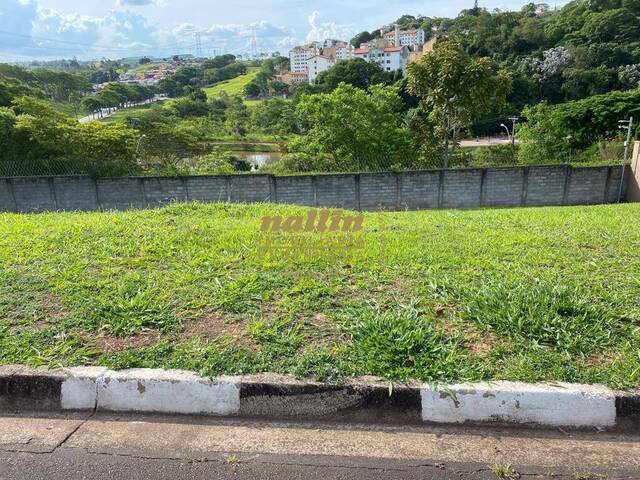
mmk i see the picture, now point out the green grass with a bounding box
[98,103,158,124]
[129,62,167,74]
[1,203,639,388]
[203,68,260,99]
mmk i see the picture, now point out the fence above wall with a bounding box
[0,164,628,213]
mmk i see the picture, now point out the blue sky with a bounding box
[0,0,570,61]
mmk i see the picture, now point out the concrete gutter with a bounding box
[1,365,638,430]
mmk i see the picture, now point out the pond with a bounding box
[233,151,283,169]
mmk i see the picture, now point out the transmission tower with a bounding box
[195,32,203,58]
[248,26,258,60]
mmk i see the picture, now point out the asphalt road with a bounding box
[0,411,638,479]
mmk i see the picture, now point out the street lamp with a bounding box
[617,116,634,202]
[500,123,511,143]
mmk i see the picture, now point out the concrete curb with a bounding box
[1,366,638,430]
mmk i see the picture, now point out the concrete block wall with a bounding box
[442,169,483,208]
[525,165,567,206]
[627,141,640,202]
[399,171,440,209]
[360,173,398,210]
[482,167,525,207]
[315,174,358,210]
[274,175,315,206]
[0,164,629,214]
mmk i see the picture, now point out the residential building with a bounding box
[353,45,410,72]
[409,36,438,63]
[329,41,353,60]
[383,26,426,48]
[307,55,336,83]
[289,45,319,73]
[288,40,351,83]
[274,70,309,86]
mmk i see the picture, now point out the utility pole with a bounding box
[618,116,634,202]
[508,116,519,146]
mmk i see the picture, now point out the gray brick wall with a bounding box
[605,165,626,204]
[54,176,98,211]
[360,173,397,210]
[442,169,483,208]
[142,177,188,206]
[0,179,16,212]
[566,166,609,205]
[399,171,440,209]
[525,165,567,206]
[274,175,315,206]
[184,176,228,203]
[482,167,524,207]
[0,164,631,213]
[315,174,358,209]
[97,178,145,210]
[229,175,271,203]
[10,177,56,212]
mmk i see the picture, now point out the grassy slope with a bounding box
[1,203,639,388]
[203,68,260,99]
[97,103,158,124]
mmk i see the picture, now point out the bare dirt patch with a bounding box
[94,331,162,352]
[180,311,257,349]
[466,332,499,357]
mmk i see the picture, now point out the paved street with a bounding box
[0,411,639,479]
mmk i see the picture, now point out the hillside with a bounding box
[203,67,260,99]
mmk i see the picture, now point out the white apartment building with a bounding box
[288,40,351,83]
[353,45,410,72]
[333,41,353,60]
[383,27,426,48]
[289,45,319,73]
[307,55,336,83]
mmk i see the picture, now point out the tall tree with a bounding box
[292,82,413,171]
[407,38,511,167]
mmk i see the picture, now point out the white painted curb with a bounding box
[53,367,634,429]
[421,381,617,428]
[62,367,240,415]
[61,367,107,410]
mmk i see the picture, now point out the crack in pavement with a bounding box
[2,446,636,479]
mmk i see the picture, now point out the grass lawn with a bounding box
[1,203,639,388]
[203,68,259,100]
[98,103,158,124]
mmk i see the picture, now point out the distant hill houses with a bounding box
[281,25,433,85]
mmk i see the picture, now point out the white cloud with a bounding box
[168,20,296,56]
[305,11,353,43]
[116,0,159,6]
[0,0,298,59]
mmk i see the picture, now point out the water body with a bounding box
[234,151,283,169]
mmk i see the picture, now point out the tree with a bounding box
[203,54,236,69]
[407,38,511,167]
[315,58,393,91]
[517,89,640,164]
[291,82,414,172]
[224,96,250,137]
[0,76,42,107]
[81,97,104,117]
[251,98,298,135]
[68,92,83,119]
[351,31,373,47]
